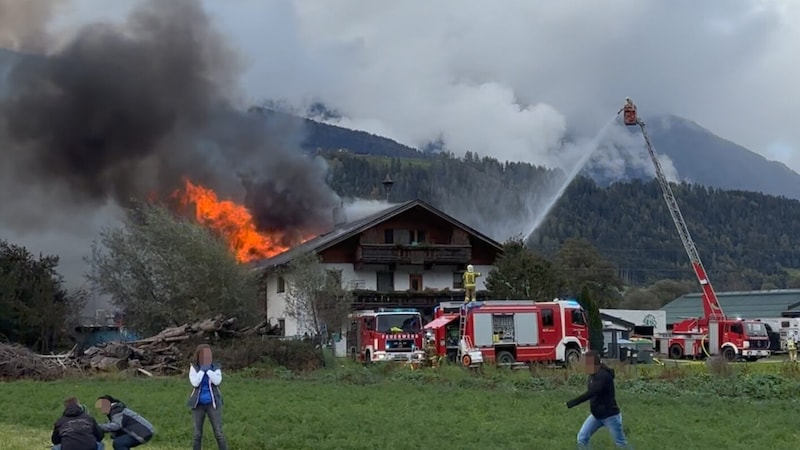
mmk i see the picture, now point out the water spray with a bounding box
[524,115,619,241]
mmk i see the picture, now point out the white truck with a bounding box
[752,318,800,353]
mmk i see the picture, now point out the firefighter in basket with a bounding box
[462,265,482,302]
[618,97,638,126]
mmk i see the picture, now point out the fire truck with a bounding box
[620,99,770,361]
[423,300,589,367]
[346,308,426,364]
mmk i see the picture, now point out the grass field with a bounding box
[3,361,800,450]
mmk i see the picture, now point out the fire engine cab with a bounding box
[346,308,426,364]
[424,300,589,367]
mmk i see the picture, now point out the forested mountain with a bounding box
[323,150,800,292]
[252,108,800,201]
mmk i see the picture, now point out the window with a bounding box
[376,271,394,292]
[571,309,586,326]
[730,323,743,334]
[277,319,286,337]
[782,321,791,328]
[326,269,342,288]
[745,322,767,337]
[377,314,421,333]
[409,273,423,291]
[277,276,285,293]
[542,309,554,327]
[452,272,464,289]
[411,229,426,244]
[384,229,394,244]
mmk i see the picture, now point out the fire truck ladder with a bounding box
[620,100,726,321]
[457,304,469,357]
[456,303,481,367]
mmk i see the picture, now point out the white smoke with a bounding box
[342,199,395,222]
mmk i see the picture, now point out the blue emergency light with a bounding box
[378,308,418,313]
[559,299,582,308]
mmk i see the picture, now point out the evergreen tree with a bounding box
[578,284,604,355]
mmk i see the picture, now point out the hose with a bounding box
[700,334,711,358]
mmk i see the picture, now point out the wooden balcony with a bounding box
[357,244,471,265]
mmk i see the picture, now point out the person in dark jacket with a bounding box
[566,351,632,448]
[52,397,105,450]
[95,396,155,450]
[187,344,228,450]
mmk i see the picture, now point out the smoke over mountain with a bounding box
[0,0,339,238]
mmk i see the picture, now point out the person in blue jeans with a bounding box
[96,396,154,450]
[566,350,632,449]
[188,344,228,450]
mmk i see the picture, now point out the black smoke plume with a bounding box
[0,0,339,237]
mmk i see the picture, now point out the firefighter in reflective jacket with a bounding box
[462,265,481,302]
[424,332,439,368]
[788,336,797,362]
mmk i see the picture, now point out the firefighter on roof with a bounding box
[462,264,482,302]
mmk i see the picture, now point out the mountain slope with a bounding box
[644,115,800,200]
[282,108,800,201]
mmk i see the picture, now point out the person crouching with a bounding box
[52,397,104,450]
[95,396,154,450]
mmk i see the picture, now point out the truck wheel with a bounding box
[496,351,515,365]
[364,350,372,366]
[565,348,581,366]
[722,346,737,362]
[668,344,684,360]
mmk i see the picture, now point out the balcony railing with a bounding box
[357,244,471,265]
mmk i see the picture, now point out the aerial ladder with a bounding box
[618,98,725,322]
[619,99,770,361]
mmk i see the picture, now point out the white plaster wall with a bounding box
[600,309,667,334]
[266,263,496,337]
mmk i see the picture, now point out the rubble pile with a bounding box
[2,315,283,379]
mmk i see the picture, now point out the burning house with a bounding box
[0,0,339,262]
[0,0,506,340]
[253,199,504,337]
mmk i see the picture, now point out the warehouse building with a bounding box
[660,289,800,325]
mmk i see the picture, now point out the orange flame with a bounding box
[172,179,293,263]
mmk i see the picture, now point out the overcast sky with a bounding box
[49,0,800,173]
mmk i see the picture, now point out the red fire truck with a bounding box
[620,99,770,361]
[424,300,589,367]
[346,308,426,364]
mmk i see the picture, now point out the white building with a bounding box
[601,309,667,334]
[253,199,503,337]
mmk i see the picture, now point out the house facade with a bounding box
[253,199,504,337]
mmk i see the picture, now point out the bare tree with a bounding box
[282,252,352,337]
[85,202,258,335]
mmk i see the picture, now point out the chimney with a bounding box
[333,203,347,229]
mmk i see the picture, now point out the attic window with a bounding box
[277,276,286,293]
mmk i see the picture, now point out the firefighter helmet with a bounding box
[467,264,474,272]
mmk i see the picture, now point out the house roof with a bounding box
[600,312,636,329]
[250,198,504,272]
[660,289,800,324]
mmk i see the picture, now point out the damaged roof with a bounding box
[250,198,503,272]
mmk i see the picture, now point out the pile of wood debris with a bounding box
[1,315,282,380]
